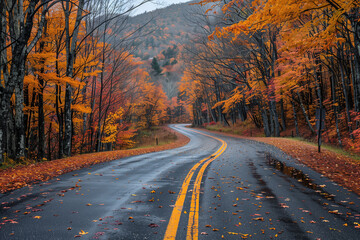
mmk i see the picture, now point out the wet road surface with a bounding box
[1,124,360,239]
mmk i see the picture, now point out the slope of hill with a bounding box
[127,1,197,98]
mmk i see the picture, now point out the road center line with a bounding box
[164,128,227,240]
[186,138,227,240]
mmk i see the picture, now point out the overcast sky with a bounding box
[133,0,192,15]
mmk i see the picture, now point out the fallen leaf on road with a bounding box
[79,230,88,235]
[148,223,159,228]
[280,203,289,208]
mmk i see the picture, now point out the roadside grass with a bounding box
[205,122,264,137]
[133,127,178,149]
[0,155,44,170]
[0,127,178,170]
[200,123,360,195]
[284,136,360,161]
[203,122,360,161]
[0,126,188,193]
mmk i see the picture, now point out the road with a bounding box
[1,124,360,239]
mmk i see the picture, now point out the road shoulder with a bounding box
[195,127,360,196]
[0,126,190,193]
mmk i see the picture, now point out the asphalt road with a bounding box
[1,124,360,240]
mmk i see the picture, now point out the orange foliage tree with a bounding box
[0,0,164,164]
[181,0,360,152]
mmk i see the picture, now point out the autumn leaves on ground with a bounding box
[201,126,360,195]
[0,127,189,193]
[1,0,360,216]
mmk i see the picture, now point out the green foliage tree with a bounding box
[151,57,162,75]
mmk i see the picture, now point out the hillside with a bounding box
[127,1,197,98]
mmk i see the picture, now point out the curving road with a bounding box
[1,124,360,239]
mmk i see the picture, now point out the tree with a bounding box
[173,0,360,152]
[0,0,52,162]
[151,57,162,75]
[0,0,156,162]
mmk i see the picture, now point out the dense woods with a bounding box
[0,0,190,164]
[179,0,360,153]
[1,0,360,165]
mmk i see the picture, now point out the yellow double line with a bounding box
[164,129,227,240]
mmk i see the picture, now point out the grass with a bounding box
[284,136,360,161]
[0,155,44,170]
[203,122,360,161]
[133,126,178,149]
[0,126,188,193]
[0,126,179,170]
[205,122,265,137]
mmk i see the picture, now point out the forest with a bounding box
[0,0,191,164]
[1,0,360,166]
[179,0,360,153]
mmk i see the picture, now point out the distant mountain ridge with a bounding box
[127,1,197,98]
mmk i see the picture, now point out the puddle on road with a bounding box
[265,153,335,201]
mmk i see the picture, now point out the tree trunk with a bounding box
[47,122,52,161]
[0,0,7,162]
[269,101,275,136]
[88,76,97,152]
[63,0,85,156]
[14,68,26,160]
[259,102,271,137]
[270,100,280,137]
[64,84,72,156]
[56,84,64,159]
[297,91,315,134]
[0,91,5,163]
[330,74,343,147]
[38,78,45,161]
[280,92,286,131]
[214,81,222,124]
[339,54,354,139]
[351,21,360,114]
[96,43,106,152]
[37,28,47,161]
[291,100,299,136]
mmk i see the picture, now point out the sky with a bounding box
[133,0,192,15]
